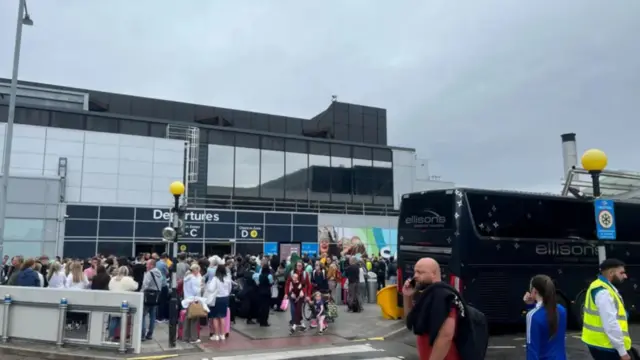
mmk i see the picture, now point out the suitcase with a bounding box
[178,309,201,340]
[112,314,132,340]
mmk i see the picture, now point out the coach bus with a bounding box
[396,188,640,326]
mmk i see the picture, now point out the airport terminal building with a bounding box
[0,79,453,259]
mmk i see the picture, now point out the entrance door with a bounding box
[135,243,168,257]
[205,243,232,257]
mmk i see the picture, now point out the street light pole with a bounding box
[0,0,32,264]
[581,148,608,265]
[168,181,185,348]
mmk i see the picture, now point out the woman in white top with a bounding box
[181,264,207,344]
[107,266,138,340]
[66,262,89,290]
[358,261,367,303]
[204,264,233,341]
[108,266,138,292]
[47,262,66,289]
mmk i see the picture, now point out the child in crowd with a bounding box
[313,291,326,334]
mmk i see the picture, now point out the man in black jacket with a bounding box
[403,258,487,360]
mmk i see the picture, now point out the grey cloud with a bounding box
[1,0,639,191]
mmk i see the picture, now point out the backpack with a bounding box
[436,283,489,360]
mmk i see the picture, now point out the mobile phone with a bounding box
[409,278,416,288]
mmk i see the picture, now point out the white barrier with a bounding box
[0,287,143,354]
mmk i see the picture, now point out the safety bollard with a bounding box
[56,298,67,347]
[119,301,129,354]
[2,294,11,343]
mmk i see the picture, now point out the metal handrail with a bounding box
[187,195,399,216]
[562,167,640,198]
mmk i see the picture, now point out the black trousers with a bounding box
[257,295,271,325]
[157,287,170,320]
[588,347,637,360]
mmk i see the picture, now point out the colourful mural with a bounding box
[318,226,397,259]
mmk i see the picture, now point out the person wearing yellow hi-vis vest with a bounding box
[582,258,632,360]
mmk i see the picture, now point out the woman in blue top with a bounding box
[524,274,567,360]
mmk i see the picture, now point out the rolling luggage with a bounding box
[178,309,201,340]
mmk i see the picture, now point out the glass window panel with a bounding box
[373,148,392,162]
[208,130,235,146]
[372,163,393,204]
[63,241,96,259]
[285,152,308,200]
[98,221,134,238]
[207,145,235,196]
[236,134,260,149]
[330,144,350,158]
[250,114,270,132]
[292,225,317,242]
[353,147,372,160]
[285,139,307,154]
[308,154,330,201]
[236,211,264,224]
[234,147,260,197]
[149,123,166,138]
[4,241,42,258]
[4,219,44,241]
[67,205,99,219]
[265,212,292,225]
[261,136,285,151]
[50,112,84,130]
[135,221,166,239]
[87,116,118,133]
[293,214,317,226]
[352,158,373,204]
[100,206,135,220]
[265,225,292,242]
[65,219,98,237]
[97,241,133,257]
[309,142,330,156]
[260,149,285,198]
[15,108,50,126]
[204,223,236,239]
[330,156,352,202]
[119,120,149,136]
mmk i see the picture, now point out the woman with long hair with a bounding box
[66,262,89,290]
[47,262,66,288]
[523,274,567,359]
[205,263,233,341]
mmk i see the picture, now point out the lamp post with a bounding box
[168,180,185,348]
[581,148,608,264]
[0,0,33,266]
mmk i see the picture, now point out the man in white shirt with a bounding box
[582,258,632,360]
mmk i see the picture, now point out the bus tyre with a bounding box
[571,290,586,329]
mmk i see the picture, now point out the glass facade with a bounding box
[207,130,393,205]
[63,205,318,259]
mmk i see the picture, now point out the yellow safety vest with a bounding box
[581,277,631,350]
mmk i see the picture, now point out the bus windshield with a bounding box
[398,190,455,247]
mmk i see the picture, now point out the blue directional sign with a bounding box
[594,199,617,240]
[301,242,319,256]
[263,242,278,256]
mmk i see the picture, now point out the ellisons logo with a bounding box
[535,243,598,257]
[153,209,219,222]
[405,210,447,228]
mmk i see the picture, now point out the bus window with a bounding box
[398,191,454,247]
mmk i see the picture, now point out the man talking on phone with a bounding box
[403,257,487,360]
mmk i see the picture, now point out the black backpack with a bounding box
[433,283,489,360]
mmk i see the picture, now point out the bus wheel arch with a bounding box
[570,289,587,329]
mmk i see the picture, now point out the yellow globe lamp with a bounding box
[169,181,185,196]
[581,149,608,173]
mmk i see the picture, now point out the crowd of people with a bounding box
[0,250,398,343]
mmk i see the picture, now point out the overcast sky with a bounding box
[1,0,639,193]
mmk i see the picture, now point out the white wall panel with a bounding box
[0,124,184,207]
[117,189,151,206]
[81,188,117,204]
